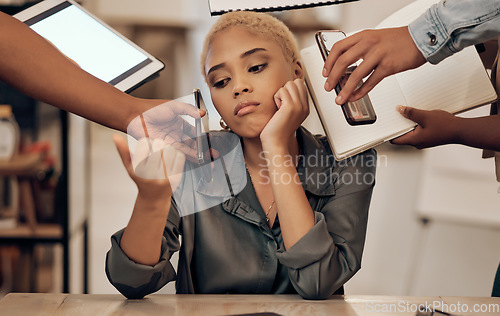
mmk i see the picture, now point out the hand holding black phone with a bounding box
[315,30,377,126]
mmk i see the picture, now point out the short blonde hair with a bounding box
[200,11,300,82]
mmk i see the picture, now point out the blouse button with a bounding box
[427,32,437,46]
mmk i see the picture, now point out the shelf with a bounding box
[0,153,45,176]
[0,224,63,241]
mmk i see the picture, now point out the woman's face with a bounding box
[205,27,301,139]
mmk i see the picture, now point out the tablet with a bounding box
[14,0,165,93]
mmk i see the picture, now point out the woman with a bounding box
[106,11,376,300]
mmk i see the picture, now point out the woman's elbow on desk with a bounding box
[288,253,362,300]
[105,229,178,299]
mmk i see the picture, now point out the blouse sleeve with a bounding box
[105,200,182,299]
[276,149,376,299]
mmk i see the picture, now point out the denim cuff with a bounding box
[408,4,454,65]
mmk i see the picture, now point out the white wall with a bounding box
[339,0,415,33]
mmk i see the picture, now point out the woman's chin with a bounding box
[229,116,271,140]
[233,127,265,140]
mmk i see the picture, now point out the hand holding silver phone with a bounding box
[315,31,377,126]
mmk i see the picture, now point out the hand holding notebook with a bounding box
[301,0,498,160]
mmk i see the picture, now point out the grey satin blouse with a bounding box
[106,127,376,300]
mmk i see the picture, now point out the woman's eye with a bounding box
[249,63,267,73]
[213,78,230,89]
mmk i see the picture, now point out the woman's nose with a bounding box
[233,87,249,97]
[232,78,252,98]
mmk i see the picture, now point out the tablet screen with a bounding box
[16,0,164,92]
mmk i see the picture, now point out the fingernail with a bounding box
[324,81,331,91]
[397,105,405,113]
[322,68,327,77]
[335,95,343,105]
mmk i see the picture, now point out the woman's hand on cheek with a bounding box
[260,78,309,150]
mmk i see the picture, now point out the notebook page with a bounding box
[396,46,497,112]
[301,45,415,159]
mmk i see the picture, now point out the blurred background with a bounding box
[0,0,499,298]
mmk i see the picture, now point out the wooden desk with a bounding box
[0,294,499,315]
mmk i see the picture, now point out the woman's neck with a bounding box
[242,133,300,170]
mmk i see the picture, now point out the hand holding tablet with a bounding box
[14,0,165,93]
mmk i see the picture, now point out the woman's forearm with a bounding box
[263,148,315,250]
[120,193,171,266]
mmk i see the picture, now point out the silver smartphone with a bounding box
[315,30,377,126]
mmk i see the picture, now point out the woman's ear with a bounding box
[293,60,304,79]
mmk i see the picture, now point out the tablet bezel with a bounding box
[14,0,165,93]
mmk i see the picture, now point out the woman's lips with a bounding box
[234,101,260,117]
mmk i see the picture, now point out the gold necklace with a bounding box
[265,200,275,222]
[246,166,275,222]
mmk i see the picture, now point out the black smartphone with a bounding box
[315,30,377,126]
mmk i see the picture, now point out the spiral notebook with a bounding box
[301,0,498,160]
[208,0,359,15]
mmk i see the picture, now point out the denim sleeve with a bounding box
[105,202,182,299]
[276,149,376,300]
[408,0,500,64]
